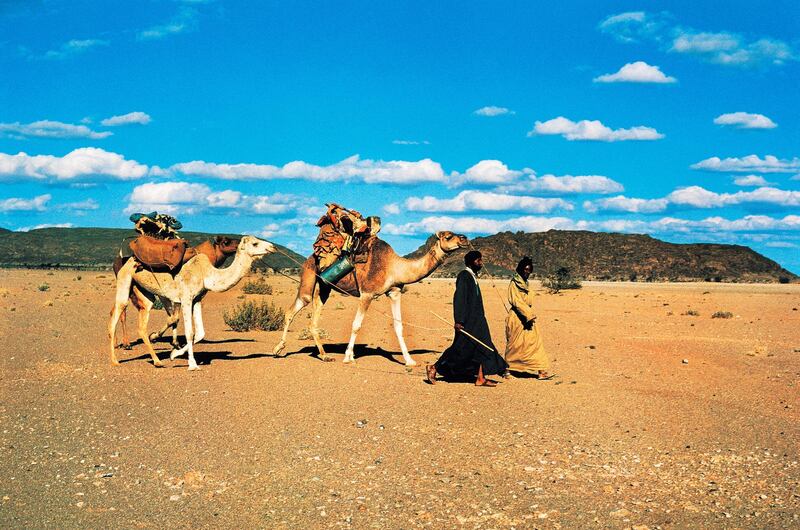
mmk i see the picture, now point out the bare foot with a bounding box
[426,364,437,385]
[475,379,497,387]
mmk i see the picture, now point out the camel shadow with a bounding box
[282,343,436,365]
[119,349,270,367]
[119,336,255,349]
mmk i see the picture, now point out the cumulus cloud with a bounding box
[404,190,573,214]
[125,181,311,216]
[0,120,111,140]
[583,195,668,213]
[529,116,664,142]
[42,39,108,60]
[171,154,447,184]
[474,106,515,117]
[455,160,521,186]
[101,112,152,127]
[667,185,800,208]
[594,61,677,83]
[713,112,777,129]
[691,154,800,173]
[138,6,199,40]
[383,203,401,215]
[497,174,624,195]
[598,11,669,43]
[0,148,150,182]
[733,175,771,187]
[0,194,51,212]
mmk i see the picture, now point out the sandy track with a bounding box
[1,269,798,528]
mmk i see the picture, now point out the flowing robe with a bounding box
[435,269,508,380]
[504,273,550,373]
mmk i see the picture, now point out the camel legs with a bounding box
[273,292,312,356]
[136,293,164,367]
[310,284,333,362]
[169,301,200,370]
[108,262,135,365]
[343,294,373,364]
[387,288,415,366]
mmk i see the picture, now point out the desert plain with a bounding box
[0,268,798,529]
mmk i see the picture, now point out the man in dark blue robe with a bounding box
[427,250,508,386]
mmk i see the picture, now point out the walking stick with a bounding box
[430,311,497,354]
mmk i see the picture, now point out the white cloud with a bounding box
[0,148,150,182]
[594,61,677,83]
[0,120,111,140]
[138,7,199,40]
[474,106,515,117]
[384,215,578,236]
[733,175,770,187]
[392,140,430,145]
[0,194,51,212]
[765,241,798,248]
[259,223,281,239]
[59,198,99,211]
[497,173,624,195]
[171,154,447,184]
[713,112,777,129]
[529,116,664,141]
[691,154,800,173]
[404,190,573,214]
[16,223,74,232]
[583,195,668,213]
[101,112,152,127]
[42,39,108,60]
[598,11,668,43]
[457,160,520,185]
[126,181,311,216]
[383,203,401,215]
[671,31,795,67]
[667,185,800,208]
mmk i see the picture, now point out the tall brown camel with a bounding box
[112,236,240,349]
[273,231,469,366]
[109,236,275,370]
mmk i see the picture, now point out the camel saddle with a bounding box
[129,235,189,271]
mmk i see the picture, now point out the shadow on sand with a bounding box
[279,342,436,366]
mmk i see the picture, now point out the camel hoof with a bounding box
[273,342,286,356]
[342,358,356,364]
[153,360,164,368]
[110,359,120,366]
[320,355,336,363]
[148,333,159,342]
[187,365,201,371]
[405,360,418,367]
[170,350,183,360]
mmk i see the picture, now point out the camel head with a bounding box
[238,235,276,258]
[435,231,469,253]
[213,235,241,256]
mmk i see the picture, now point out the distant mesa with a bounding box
[405,230,797,283]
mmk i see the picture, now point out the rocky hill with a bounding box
[406,230,797,283]
[0,227,306,271]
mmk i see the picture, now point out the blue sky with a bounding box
[1,0,799,271]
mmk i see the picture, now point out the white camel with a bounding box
[108,235,275,370]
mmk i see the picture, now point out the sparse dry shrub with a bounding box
[542,266,581,294]
[224,300,285,332]
[712,311,733,319]
[242,277,273,295]
[683,309,700,316]
[38,283,50,292]
[298,327,330,340]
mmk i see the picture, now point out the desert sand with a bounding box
[1,268,798,529]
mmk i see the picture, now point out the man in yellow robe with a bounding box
[504,256,554,379]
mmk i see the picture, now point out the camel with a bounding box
[273,231,469,366]
[108,235,275,370]
[112,236,240,349]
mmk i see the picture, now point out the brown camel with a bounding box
[112,236,240,349]
[273,231,469,366]
[109,235,275,370]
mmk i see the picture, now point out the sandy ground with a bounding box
[0,268,798,529]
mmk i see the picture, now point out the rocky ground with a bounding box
[1,269,798,529]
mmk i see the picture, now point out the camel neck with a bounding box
[393,242,446,285]
[204,250,253,292]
